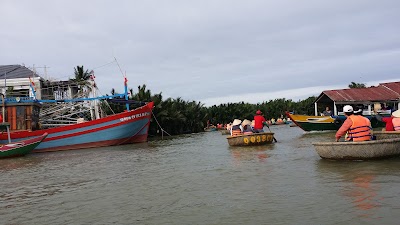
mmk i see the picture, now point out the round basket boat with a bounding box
[220,130,230,135]
[227,132,274,146]
[312,137,400,160]
[373,131,400,140]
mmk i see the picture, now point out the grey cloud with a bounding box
[1,0,399,105]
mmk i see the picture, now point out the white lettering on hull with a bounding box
[119,112,151,122]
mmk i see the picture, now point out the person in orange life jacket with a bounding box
[241,119,254,135]
[354,107,374,138]
[230,119,243,136]
[335,105,372,142]
[391,110,400,131]
[253,110,267,133]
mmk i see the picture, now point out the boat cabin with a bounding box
[1,100,42,131]
[313,81,400,116]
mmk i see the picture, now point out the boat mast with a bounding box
[114,57,130,112]
[3,72,6,123]
[91,72,100,119]
[124,74,130,111]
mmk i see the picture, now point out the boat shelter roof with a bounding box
[315,81,400,104]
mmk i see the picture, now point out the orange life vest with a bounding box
[392,117,400,131]
[231,130,242,136]
[231,125,242,136]
[346,115,372,142]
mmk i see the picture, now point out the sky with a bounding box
[1,0,400,106]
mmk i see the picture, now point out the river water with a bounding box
[1,125,399,225]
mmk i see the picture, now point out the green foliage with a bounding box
[104,84,317,136]
[348,82,366,88]
[206,97,316,123]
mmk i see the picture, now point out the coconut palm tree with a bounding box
[70,66,93,94]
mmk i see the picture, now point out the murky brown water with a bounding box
[1,125,399,224]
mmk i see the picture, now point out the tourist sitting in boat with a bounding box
[276,118,284,124]
[253,110,266,133]
[322,106,333,116]
[241,119,254,135]
[377,109,400,131]
[226,122,232,131]
[375,110,395,131]
[335,105,372,142]
[230,119,243,136]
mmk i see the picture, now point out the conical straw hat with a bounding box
[242,119,251,126]
[232,119,242,126]
[392,110,400,118]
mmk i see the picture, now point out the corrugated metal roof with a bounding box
[380,81,400,96]
[316,81,400,103]
[0,65,41,79]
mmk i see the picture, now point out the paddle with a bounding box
[264,122,277,142]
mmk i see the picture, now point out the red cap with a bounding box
[256,110,262,115]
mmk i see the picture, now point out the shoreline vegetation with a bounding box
[110,84,318,137]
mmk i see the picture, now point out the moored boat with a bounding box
[312,138,400,160]
[286,112,385,132]
[227,132,275,146]
[0,130,47,158]
[286,113,338,131]
[0,102,153,152]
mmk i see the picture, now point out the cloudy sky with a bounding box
[1,0,399,106]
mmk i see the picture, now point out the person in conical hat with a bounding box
[241,119,253,135]
[232,119,242,126]
[392,110,400,131]
[230,119,243,136]
[241,119,251,126]
[393,109,400,118]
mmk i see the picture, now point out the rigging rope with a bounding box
[151,108,171,137]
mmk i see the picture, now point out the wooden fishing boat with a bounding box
[0,102,153,153]
[286,113,338,131]
[312,138,400,160]
[0,123,47,158]
[0,67,155,153]
[227,132,275,146]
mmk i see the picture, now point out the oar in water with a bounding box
[264,122,277,142]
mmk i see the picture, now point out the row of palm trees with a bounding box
[108,84,316,136]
